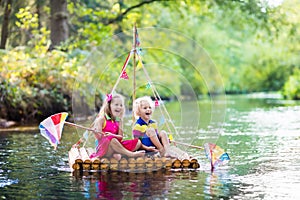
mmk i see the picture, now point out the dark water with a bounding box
[1,94,300,199]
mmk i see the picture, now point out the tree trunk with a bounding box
[49,0,69,51]
[0,0,12,49]
[36,0,45,30]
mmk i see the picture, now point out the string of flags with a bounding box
[146,82,151,89]
[155,99,159,107]
[120,51,133,80]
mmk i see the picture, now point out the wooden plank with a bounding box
[68,147,82,171]
[68,147,200,172]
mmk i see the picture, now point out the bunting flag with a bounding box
[120,51,132,80]
[137,60,143,70]
[168,133,173,141]
[120,71,129,79]
[135,28,141,46]
[155,99,160,107]
[39,112,68,150]
[146,82,151,89]
[159,116,165,126]
[204,143,230,169]
[136,47,143,55]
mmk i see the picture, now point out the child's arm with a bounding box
[93,117,104,140]
[105,120,123,140]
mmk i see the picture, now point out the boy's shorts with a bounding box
[141,133,161,151]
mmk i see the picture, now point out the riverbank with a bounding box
[0,125,38,133]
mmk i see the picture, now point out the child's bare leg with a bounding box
[105,145,114,157]
[133,139,142,151]
[105,146,122,160]
[110,138,145,157]
[146,128,165,155]
[159,130,170,147]
[113,154,122,161]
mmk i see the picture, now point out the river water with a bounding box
[1,94,300,199]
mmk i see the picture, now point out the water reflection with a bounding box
[68,169,236,199]
[204,169,232,199]
[72,169,178,199]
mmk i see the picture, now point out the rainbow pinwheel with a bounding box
[204,143,230,169]
[39,112,68,149]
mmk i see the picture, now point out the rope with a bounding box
[74,51,133,147]
[136,53,179,137]
[75,47,179,148]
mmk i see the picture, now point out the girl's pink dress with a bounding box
[90,116,139,159]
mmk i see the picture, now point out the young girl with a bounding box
[90,94,146,159]
[132,96,170,156]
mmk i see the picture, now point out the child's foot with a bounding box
[113,153,122,161]
[158,148,166,157]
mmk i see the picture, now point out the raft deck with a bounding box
[69,147,200,172]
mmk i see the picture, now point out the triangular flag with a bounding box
[155,99,159,107]
[135,28,141,46]
[146,82,151,89]
[137,60,143,70]
[159,116,165,126]
[120,71,129,79]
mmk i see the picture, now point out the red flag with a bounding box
[119,52,131,80]
[155,99,159,107]
[120,71,129,79]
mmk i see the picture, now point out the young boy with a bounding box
[132,96,170,156]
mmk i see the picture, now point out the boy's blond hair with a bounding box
[132,96,155,119]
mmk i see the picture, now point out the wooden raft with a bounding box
[68,147,200,172]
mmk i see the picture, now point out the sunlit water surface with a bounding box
[1,94,300,199]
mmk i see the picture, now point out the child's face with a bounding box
[138,101,152,122]
[110,97,123,118]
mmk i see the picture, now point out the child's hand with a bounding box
[93,128,100,133]
[147,127,155,132]
[145,146,159,152]
[104,132,113,136]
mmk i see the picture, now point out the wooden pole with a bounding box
[171,140,204,150]
[64,121,103,134]
[64,121,94,131]
[132,24,137,122]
